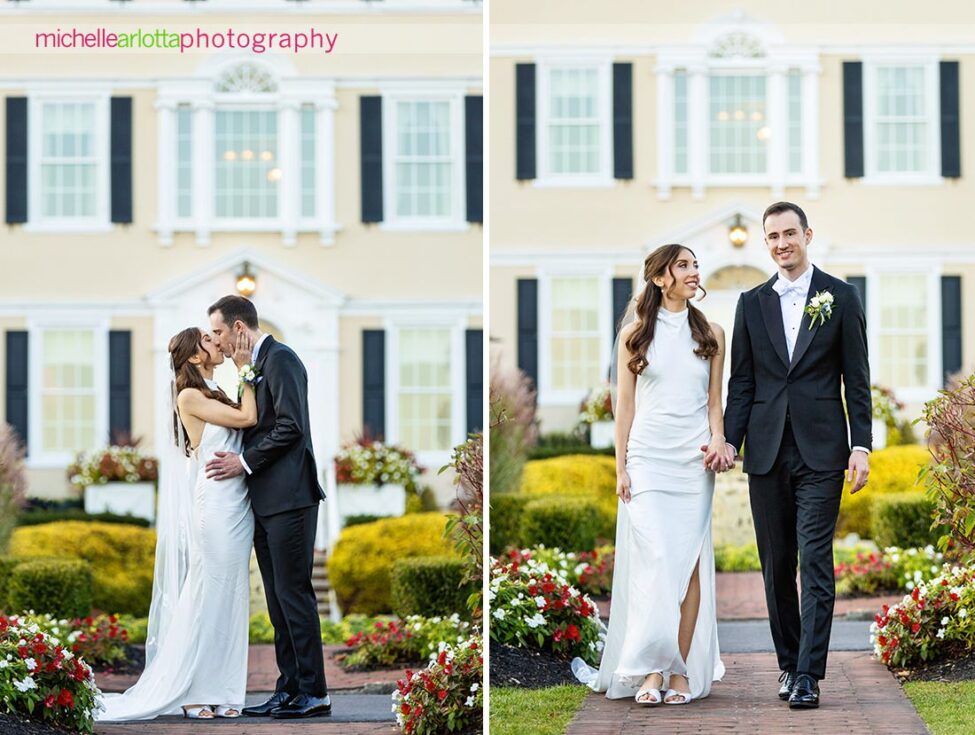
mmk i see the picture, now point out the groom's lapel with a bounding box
[788,266,828,373]
[255,335,275,373]
[758,277,790,370]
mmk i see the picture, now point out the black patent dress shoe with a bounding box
[788,674,820,709]
[242,691,295,717]
[778,670,798,701]
[270,693,332,719]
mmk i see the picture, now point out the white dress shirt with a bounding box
[239,332,268,476]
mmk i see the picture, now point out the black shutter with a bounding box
[465,95,483,223]
[612,277,633,336]
[362,329,385,439]
[613,63,633,180]
[5,97,28,224]
[516,279,538,387]
[847,276,867,309]
[5,331,28,452]
[108,331,131,439]
[360,96,383,223]
[515,63,536,180]
[465,329,483,433]
[940,61,961,178]
[110,97,133,224]
[843,62,864,178]
[942,275,962,385]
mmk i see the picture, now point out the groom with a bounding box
[714,202,872,709]
[205,295,330,719]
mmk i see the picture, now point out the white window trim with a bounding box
[26,317,110,470]
[654,47,821,200]
[379,90,470,232]
[23,92,113,234]
[862,55,943,186]
[383,315,467,469]
[155,70,340,247]
[865,261,943,404]
[533,55,615,188]
[537,266,614,407]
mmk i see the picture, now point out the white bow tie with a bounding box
[773,278,807,298]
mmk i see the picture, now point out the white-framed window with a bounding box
[708,73,768,175]
[535,57,614,187]
[674,70,689,176]
[28,323,108,468]
[787,69,802,175]
[26,94,111,232]
[215,109,279,220]
[176,105,193,220]
[867,267,941,402]
[538,270,612,405]
[381,92,467,230]
[385,318,466,465]
[300,104,317,220]
[863,59,941,183]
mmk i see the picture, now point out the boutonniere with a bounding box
[804,290,834,330]
[237,362,262,400]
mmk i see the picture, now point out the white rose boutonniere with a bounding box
[804,290,834,330]
[237,362,261,400]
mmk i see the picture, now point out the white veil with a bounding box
[143,359,198,667]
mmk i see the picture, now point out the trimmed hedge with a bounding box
[390,556,474,619]
[837,445,931,538]
[17,510,151,528]
[520,454,618,541]
[871,492,943,550]
[7,558,93,618]
[519,497,603,552]
[328,512,458,615]
[9,521,156,615]
[488,494,532,554]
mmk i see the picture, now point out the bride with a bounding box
[97,327,258,721]
[574,244,731,706]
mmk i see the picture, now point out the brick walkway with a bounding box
[96,645,409,693]
[593,573,905,622]
[96,720,399,734]
[565,652,927,735]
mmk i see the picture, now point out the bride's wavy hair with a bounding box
[624,244,719,376]
[168,327,238,456]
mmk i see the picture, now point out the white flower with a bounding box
[937,628,946,639]
[24,658,36,672]
[13,676,36,692]
[471,683,479,692]
[942,616,951,626]
[534,596,546,609]
[465,696,475,707]
[526,613,546,629]
[0,660,8,669]
[959,609,968,619]
[492,608,506,620]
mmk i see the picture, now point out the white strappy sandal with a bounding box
[214,705,241,718]
[635,673,663,706]
[664,675,693,705]
[181,704,215,719]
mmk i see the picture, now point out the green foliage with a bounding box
[16,510,151,528]
[519,497,602,552]
[837,445,931,538]
[872,493,944,550]
[405,485,439,514]
[714,543,762,572]
[328,513,458,615]
[490,362,538,493]
[390,556,475,619]
[0,423,27,555]
[7,558,93,619]
[488,494,532,554]
[903,681,975,735]
[490,686,589,735]
[343,514,383,527]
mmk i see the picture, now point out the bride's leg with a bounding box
[667,560,701,701]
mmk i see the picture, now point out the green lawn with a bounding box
[491,685,589,735]
[903,681,975,735]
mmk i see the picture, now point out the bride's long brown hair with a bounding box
[168,327,238,456]
[624,244,719,376]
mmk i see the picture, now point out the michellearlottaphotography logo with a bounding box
[34,26,339,54]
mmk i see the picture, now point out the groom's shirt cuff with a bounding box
[725,442,739,458]
[240,455,253,475]
[852,445,871,455]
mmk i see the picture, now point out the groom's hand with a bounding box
[206,451,244,481]
[847,450,870,494]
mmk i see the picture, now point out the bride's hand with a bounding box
[231,329,253,369]
[616,471,632,504]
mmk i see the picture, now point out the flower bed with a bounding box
[835,546,946,597]
[871,563,975,668]
[341,614,471,671]
[489,556,603,666]
[334,436,423,488]
[392,634,482,735]
[498,547,614,598]
[576,384,613,426]
[0,614,102,734]
[66,446,158,491]
[28,614,129,669]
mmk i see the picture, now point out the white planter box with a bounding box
[335,483,406,525]
[84,481,156,523]
[872,418,888,450]
[590,420,615,449]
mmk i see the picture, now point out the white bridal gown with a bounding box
[97,420,254,720]
[576,306,725,700]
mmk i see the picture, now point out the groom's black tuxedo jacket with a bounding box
[724,266,872,475]
[242,336,326,516]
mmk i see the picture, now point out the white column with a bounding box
[192,100,214,246]
[279,99,301,247]
[316,98,338,246]
[688,64,708,200]
[655,64,674,200]
[155,99,177,246]
[802,65,821,199]
[768,64,787,198]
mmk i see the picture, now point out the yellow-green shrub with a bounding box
[328,513,457,615]
[837,445,931,538]
[520,454,617,517]
[9,521,155,615]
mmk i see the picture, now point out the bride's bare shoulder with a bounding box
[176,387,204,408]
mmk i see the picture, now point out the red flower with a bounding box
[553,629,563,642]
[401,703,411,715]
[437,689,447,702]
[566,624,581,642]
[58,689,74,708]
[44,694,56,709]
[911,623,921,634]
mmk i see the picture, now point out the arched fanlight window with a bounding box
[214,63,278,94]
